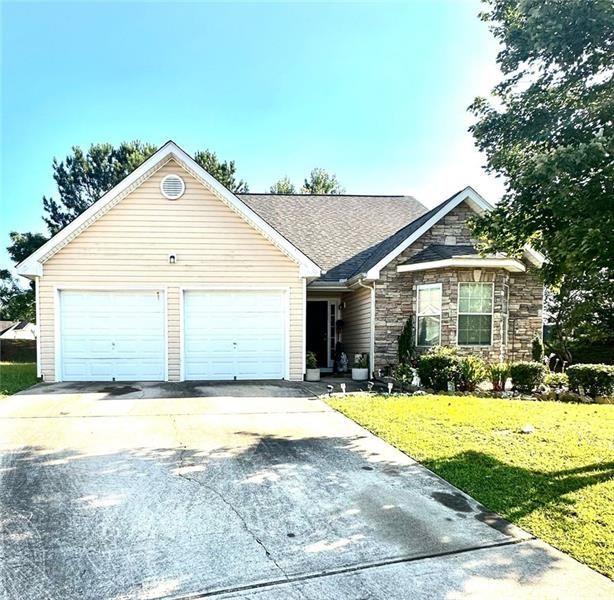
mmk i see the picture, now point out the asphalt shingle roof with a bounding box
[239,194,427,280]
[239,190,466,282]
[401,244,478,265]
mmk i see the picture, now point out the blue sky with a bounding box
[1,1,503,271]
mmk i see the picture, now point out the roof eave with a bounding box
[397,257,526,273]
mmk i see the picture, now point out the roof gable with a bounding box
[17,141,321,278]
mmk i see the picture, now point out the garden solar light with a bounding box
[340,383,346,395]
[387,382,393,394]
[327,384,333,396]
[367,381,374,392]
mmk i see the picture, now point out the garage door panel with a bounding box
[60,290,165,381]
[184,290,286,381]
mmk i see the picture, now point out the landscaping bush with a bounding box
[417,346,461,392]
[531,335,544,362]
[544,371,569,389]
[567,364,614,398]
[458,356,487,392]
[488,362,510,392]
[393,362,414,391]
[510,361,547,393]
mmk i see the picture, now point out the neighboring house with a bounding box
[17,141,544,383]
[0,321,17,336]
[0,321,37,340]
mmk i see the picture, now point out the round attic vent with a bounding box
[160,174,185,200]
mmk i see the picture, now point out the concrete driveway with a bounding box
[0,381,611,599]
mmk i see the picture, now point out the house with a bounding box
[17,141,544,383]
[0,321,37,340]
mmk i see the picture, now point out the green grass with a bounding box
[329,394,614,578]
[0,362,38,398]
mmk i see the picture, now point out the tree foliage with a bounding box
[43,141,158,234]
[6,232,48,264]
[469,0,613,287]
[301,168,345,194]
[0,270,35,322]
[193,149,249,193]
[269,177,296,194]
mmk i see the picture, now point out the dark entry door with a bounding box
[306,301,328,368]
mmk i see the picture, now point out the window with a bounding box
[458,282,493,345]
[417,283,442,346]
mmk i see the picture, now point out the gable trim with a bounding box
[364,186,545,279]
[364,187,491,280]
[17,141,321,279]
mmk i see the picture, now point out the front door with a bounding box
[306,301,328,368]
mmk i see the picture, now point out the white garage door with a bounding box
[60,290,165,381]
[183,290,286,380]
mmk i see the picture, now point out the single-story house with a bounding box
[17,141,544,382]
[0,321,37,340]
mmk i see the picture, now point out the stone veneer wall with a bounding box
[373,201,543,371]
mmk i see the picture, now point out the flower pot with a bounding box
[305,368,321,382]
[352,367,369,381]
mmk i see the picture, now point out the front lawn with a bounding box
[329,394,614,578]
[0,362,38,398]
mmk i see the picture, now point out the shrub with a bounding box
[531,335,544,362]
[488,362,510,392]
[417,346,461,391]
[306,351,318,369]
[544,371,569,389]
[394,362,414,391]
[567,364,614,398]
[510,361,546,393]
[458,356,487,392]
[398,316,416,364]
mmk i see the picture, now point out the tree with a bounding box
[301,168,345,194]
[7,232,48,264]
[469,0,613,288]
[0,270,35,322]
[43,141,158,234]
[269,177,296,194]
[397,315,416,364]
[193,150,249,193]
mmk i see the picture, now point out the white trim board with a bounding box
[397,257,526,273]
[16,141,321,279]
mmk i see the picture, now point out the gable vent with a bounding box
[160,174,185,200]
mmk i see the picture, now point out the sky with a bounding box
[1,0,504,273]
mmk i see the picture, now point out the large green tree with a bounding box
[0,270,35,322]
[470,0,613,284]
[301,168,345,194]
[469,0,614,353]
[269,177,296,194]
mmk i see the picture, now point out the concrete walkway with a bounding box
[0,381,611,599]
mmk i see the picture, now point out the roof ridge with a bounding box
[238,193,414,198]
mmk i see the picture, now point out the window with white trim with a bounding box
[416,283,442,347]
[501,284,510,347]
[458,282,493,345]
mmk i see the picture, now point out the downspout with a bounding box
[357,278,376,378]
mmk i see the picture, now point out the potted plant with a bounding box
[305,351,320,382]
[352,354,369,381]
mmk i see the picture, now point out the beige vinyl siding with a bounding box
[342,286,372,362]
[39,159,304,382]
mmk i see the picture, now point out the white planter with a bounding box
[305,368,321,382]
[352,368,369,381]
